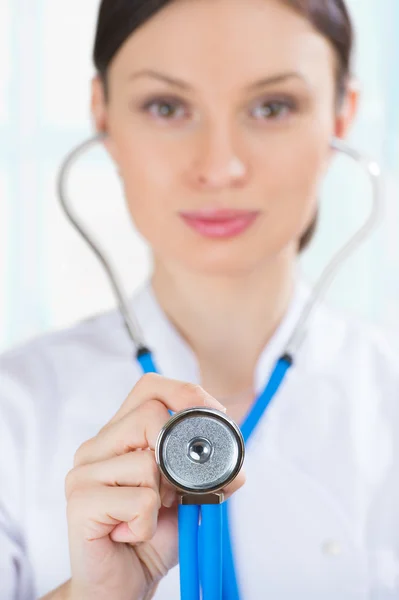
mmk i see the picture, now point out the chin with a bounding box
[150,225,298,277]
[174,245,275,277]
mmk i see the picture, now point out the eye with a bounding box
[141,97,188,121]
[251,99,295,121]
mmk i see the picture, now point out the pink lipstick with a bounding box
[179,209,259,239]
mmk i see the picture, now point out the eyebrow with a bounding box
[128,69,307,92]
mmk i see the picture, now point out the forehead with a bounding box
[110,0,336,90]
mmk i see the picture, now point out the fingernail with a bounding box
[163,490,176,508]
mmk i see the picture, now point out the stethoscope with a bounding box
[57,132,383,600]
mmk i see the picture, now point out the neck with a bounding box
[151,248,298,404]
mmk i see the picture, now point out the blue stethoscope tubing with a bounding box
[138,349,292,600]
[221,354,293,600]
[57,133,384,600]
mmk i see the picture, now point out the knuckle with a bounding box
[73,439,91,468]
[66,485,88,513]
[143,451,160,483]
[141,487,160,515]
[130,517,152,542]
[72,448,82,469]
[142,397,162,417]
[65,465,90,499]
[136,398,165,431]
[65,467,79,499]
[66,486,96,529]
[135,372,160,392]
[135,520,155,542]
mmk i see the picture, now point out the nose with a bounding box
[187,122,249,192]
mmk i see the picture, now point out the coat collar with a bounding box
[131,273,311,395]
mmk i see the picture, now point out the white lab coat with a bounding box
[1,278,399,599]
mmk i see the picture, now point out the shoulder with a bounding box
[0,305,131,390]
[0,305,144,441]
[0,280,157,396]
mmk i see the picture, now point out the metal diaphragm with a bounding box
[155,407,245,495]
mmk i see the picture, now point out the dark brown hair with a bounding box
[93,0,354,252]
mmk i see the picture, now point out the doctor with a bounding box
[1,0,399,598]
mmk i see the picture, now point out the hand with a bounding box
[64,374,246,600]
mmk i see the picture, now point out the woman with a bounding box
[1,0,398,598]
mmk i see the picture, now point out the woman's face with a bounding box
[92,0,356,275]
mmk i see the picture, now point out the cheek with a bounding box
[109,114,332,265]
[258,131,329,236]
[116,137,180,230]
[119,136,177,187]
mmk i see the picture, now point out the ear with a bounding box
[91,75,108,133]
[90,75,119,164]
[333,77,361,139]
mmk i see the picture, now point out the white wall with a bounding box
[0,0,398,353]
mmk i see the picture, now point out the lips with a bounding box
[179,209,260,239]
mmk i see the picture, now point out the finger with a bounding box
[70,432,245,506]
[75,377,227,467]
[66,449,160,499]
[67,448,177,508]
[68,485,161,544]
[74,399,170,467]
[222,468,246,500]
[107,373,226,426]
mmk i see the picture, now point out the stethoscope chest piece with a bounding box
[155,407,245,504]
